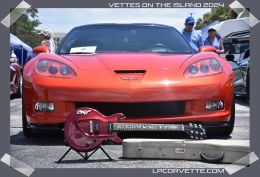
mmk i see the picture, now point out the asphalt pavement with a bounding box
[10,97,249,168]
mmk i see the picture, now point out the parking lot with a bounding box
[10,97,249,168]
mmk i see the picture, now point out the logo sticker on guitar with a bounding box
[76,110,92,115]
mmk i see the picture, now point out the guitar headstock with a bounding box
[184,123,207,140]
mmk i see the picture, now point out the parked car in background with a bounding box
[10,51,22,98]
[223,30,249,62]
[237,49,250,102]
[223,29,250,102]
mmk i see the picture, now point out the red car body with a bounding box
[22,24,234,137]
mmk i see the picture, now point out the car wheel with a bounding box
[13,74,22,98]
[22,98,33,138]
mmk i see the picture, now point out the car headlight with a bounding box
[184,58,222,78]
[36,59,76,78]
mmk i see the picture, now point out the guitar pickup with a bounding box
[93,121,100,134]
[107,122,114,133]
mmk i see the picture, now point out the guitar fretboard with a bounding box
[113,123,184,131]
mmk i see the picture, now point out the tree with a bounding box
[195,8,238,30]
[10,8,42,47]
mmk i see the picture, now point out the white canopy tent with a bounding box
[210,18,250,38]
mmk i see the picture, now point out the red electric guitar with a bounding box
[64,107,207,152]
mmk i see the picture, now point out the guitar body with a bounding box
[64,107,123,152]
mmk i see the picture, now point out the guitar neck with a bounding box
[112,123,184,132]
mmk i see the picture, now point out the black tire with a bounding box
[218,98,235,137]
[13,74,22,98]
[22,98,33,138]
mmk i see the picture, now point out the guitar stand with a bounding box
[57,145,113,163]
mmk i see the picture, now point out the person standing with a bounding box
[182,16,204,53]
[38,28,56,53]
[204,26,225,54]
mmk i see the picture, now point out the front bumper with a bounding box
[23,73,233,124]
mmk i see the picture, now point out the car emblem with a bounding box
[120,76,140,81]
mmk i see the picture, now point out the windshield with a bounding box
[57,24,194,54]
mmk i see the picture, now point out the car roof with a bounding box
[73,23,177,30]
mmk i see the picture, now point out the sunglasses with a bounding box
[186,23,194,26]
[208,29,216,32]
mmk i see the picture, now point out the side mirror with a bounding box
[33,46,50,55]
[226,54,235,62]
[199,46,216,53]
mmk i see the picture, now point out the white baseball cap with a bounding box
[38,28,53,38]
[208,25,218,31]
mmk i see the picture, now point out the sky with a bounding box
[37,8,211,33]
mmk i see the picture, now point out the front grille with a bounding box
[75,101,185,117]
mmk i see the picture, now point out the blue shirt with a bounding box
[182,29,203,53]
[204,36,222,50]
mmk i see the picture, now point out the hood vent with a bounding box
[114,70,146,74]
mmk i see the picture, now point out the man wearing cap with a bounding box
[182,16,204,53]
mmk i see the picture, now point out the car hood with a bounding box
[60,52,194,70]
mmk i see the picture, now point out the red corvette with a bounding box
[22,24,234,137]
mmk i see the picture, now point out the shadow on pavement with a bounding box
[235,96,249,107]
[10,96,21,101]
[10,129,232,146]
[10,130,65,146]
[55,158,123,164]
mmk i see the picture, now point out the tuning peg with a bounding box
[195,131,198,134]
[190,135,194,139]
[199,124,202,128]
[191,130,194,134]
[195,137,199,140]
[194,124,198,128]
[189,123,193,127]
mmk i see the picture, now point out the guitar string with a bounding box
[69,124,205,136]
[72,123,203,131]
[72,121,202,128]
